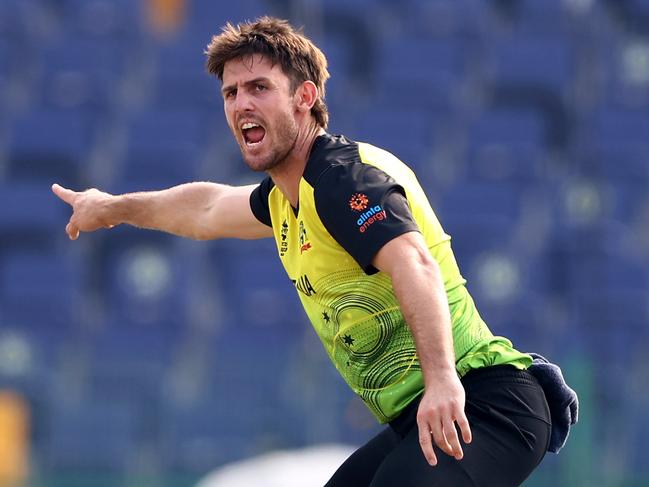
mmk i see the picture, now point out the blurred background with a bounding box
[0,0,647,485]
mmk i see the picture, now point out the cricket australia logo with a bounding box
[299,220,312,254]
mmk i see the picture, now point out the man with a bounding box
[53,17,560,486]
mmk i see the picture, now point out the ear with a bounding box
[295,80,318,114]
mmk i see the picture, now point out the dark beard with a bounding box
[242,116,299,173]
[244,135,297,172]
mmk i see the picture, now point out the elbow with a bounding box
[393,247,441,286]
[411,245,439,276]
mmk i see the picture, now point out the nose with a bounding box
[233,89,254,115]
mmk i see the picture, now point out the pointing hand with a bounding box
[51,183,116,240]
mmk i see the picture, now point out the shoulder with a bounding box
[303,133,362,188]
[249,176,276,227]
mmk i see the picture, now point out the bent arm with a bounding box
[52,182,273,241]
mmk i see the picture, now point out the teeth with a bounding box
[241,122,260,130]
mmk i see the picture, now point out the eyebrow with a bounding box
[221,77,272,96]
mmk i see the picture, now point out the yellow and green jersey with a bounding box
[250,133,531,423]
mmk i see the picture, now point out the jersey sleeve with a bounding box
[313,163,420,274]
[249,177,275,227]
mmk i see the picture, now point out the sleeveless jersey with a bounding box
[250,133,531,423]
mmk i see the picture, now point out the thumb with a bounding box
[52,183,77,205]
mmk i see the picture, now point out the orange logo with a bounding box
[300,242,312,254]
[349,193,369,211]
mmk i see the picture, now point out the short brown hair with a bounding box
[205,16,330,128]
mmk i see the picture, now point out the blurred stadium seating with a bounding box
[0,0,648,485]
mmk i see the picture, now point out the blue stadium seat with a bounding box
[565,244,649,301]
[374,37,469,112]
[210,326,297,399]
[0,40,9,107]
[179,0,269,45]
[0,326,67,379]
[486,37,575,95]
[396,0,491,37]
[350,108,434,170]
[89,327,181,372]
[86,329,178,442]
[124,108,205,150]
[596,33,649,110]
[577,109,649,220]
[45,399,138,471]
[576,287,649,338]
[114,108,208,188]
[593,107,649,141]
[469,108,545,147]
[437,181,525,225]
[119,144,201,190]
[320,7,374,89]
[9,108,90,154]
[37,37,129,111]
[443,213,517,270]
[153,39,221,112]
[503,0,578,33]
[160,399,258,471]
[476,292,557,351]
[0,0,52,42]
[8,109,94,186]
[0,182,67,247]
[0,249,83,331]
[626,0,649,16]
[589,143,649,185]
[319,0,381,13]
[96,232,187,329]
[465,108,545,183]
[60,0,143,40]
[160,327,299,470]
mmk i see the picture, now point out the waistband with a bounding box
[388,365,537,435]
[461,364,538,387]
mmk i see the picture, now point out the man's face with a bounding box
[222,54,299,172]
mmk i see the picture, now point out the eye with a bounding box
[254,83,266,92]
[224,89,236,99]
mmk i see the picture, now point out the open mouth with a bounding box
[241,122,266,147]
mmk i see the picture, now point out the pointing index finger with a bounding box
[51,183,77,205]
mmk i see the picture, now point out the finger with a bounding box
[418,422,437,466]
[442,417,463,460]
[430,419,454,458]
[52,183,76,205]
[66,222,79,240]
[456,411,472,445]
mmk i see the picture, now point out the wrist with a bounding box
[423,364,458,386]
[101,191,124,227]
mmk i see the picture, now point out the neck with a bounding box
[268,122,325,208]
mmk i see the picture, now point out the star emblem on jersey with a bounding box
[342,334,355,346]
[349,193,369,212]
[322,312,330,323]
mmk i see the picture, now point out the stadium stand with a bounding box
[0,0,647,485]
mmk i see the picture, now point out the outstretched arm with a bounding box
[51,182,273,241]
[373,231,472,466]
